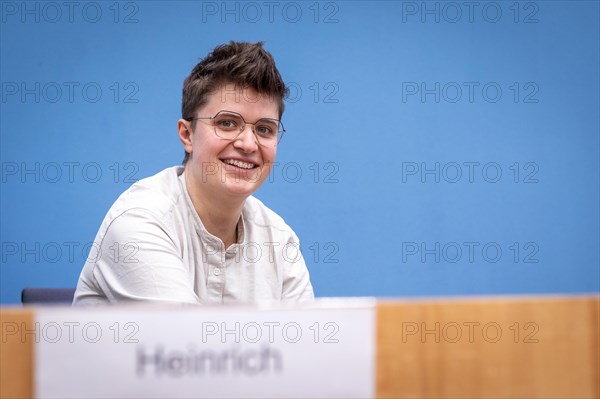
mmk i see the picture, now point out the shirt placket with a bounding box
[204,238,226,303]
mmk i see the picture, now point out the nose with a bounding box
[232,124,259,153]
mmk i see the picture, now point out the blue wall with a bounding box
[1,1,598,304]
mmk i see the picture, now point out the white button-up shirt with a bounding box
[73,166,314,304]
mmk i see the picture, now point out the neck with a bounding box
[184,172,244,249]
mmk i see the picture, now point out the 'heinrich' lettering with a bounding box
[136,345,282,377]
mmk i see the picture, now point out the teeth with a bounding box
[223,159,255,169]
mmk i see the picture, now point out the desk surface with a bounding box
[1,295,598,398]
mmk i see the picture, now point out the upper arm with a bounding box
[90,209,200,304]
[281,234,315,302]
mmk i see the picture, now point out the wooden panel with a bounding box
[0,308,34,399]
[377,296,599,398]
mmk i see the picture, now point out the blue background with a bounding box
[1,1,598,304]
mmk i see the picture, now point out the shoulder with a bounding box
[106,166,185,223]
[91,166,187,248]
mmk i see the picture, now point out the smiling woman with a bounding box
[179,84,279,213]
[72,41,314,305]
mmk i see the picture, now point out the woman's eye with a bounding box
[256,125,275,136]
[217,119,237,129]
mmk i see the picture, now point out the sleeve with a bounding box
[281,233,315,302]
[86,209,200,304]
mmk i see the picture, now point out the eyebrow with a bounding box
[217,111,280,123]
[256,117,279,123]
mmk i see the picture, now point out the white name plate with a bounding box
[35,300,375,398]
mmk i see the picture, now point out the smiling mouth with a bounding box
[221,159,258,170]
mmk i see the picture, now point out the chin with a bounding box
[222,181,260,198]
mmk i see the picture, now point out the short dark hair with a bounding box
[181,41,288,164]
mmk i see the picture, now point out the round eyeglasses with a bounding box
[186,110,285,148]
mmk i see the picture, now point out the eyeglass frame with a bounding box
[185,110,285,147]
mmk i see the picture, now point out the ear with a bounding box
[178,119,193,154]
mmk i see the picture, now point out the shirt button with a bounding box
[214,268,221,276]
